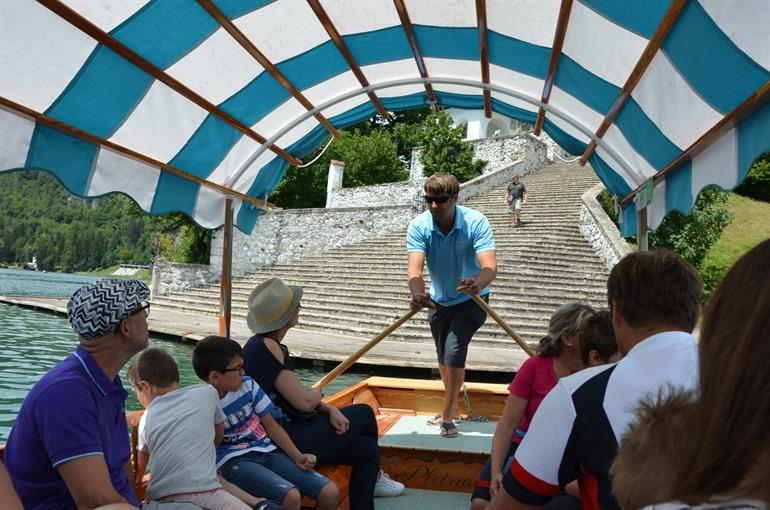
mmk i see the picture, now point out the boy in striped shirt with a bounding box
[193,336,338,510]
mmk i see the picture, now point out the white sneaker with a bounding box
[374,469,405,497]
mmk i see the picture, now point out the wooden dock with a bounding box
[0,295,526,373]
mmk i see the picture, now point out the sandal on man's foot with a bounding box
[427,413,461,426]
[439,421,459,438]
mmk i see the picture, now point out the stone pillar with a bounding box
[325,160,345,208]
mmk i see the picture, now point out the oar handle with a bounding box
[457,286,536,357]
[313,298,434,390]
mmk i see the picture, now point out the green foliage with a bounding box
[649,188,733,268]
[0,171,210,272]
[395,110,486,182]
[597,189,618,224]
[735,152,770,202]
[596,185,733,300]
[272,117,418,209]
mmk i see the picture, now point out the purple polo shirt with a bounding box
[4,345,138,508]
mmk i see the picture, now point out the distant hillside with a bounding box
[0,171,208,272]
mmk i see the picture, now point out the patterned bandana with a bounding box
[67,279,150,341]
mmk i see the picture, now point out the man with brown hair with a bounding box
[488,250,701,510]
[406,172,497,438]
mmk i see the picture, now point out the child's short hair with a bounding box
[126,348,179,388]
[192,336,243,381]
[579,310,618,364]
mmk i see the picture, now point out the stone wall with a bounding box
[468,134,528,171]
[150,260,217,297]
[579,183,632,269]
[326,133,544,209]
[208,205,415,277]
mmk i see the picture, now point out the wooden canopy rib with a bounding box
[579,0,688,165]
[0,96,271,210]
[306,0,390,120]
[534,0,574,135]
[38,0,302,167]
[393,0,437,104]
[475,0,491,118]
[196,0,340,140]
[619,80,770,206]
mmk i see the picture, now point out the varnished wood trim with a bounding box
[619,80,770,206]
[1,97,271,209]
[196,0,340,139]
[535,0,574,135]
[38,0,302,166]
[306,0,390,119]
[580,0,688,164]
[476,0,491,118]
[393,0,437,103]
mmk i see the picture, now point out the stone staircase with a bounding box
[153,163,608,354]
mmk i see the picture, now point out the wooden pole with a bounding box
[313,299,434,389]
[218,199,234,339]
[637,206,648,252]
[458,287,536,357]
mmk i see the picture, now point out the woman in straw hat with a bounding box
[241,278,404,510]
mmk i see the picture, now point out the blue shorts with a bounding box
[219,450,330,502]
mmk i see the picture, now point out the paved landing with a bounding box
[0,295,525,372]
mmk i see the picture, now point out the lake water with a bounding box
[0,269,370,442]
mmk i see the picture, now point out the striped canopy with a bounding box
[1,0,768,236]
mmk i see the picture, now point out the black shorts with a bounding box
[427,295,488,368]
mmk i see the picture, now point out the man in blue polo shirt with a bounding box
[407,172,497,438]
[5,279,151,509]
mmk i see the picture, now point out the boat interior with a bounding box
[127,376,509,509]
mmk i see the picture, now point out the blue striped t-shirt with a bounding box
[215,376,276,467]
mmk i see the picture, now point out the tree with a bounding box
[735,152,770,202]
[394,110,486,182]
[649,188,733,268]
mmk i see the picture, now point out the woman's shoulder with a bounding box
[245,334,285,363]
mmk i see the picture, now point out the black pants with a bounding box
[283,404,380,510]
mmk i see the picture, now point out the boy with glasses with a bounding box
[193,336,339,510]
[406,172,497,438]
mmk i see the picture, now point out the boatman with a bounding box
[4,279,151,509]
[406,172,497,438]
[487,250,701,510]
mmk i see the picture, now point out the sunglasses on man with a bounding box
[423,195,454,204]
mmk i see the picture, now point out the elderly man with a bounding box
[488,250,702,510]
[5,279,151,509]
[407,172,497,438]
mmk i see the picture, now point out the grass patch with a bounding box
[76,265,151,281]
[703,194,770,268]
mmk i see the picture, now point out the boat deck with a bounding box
[375,488,471,509]
[380,415,496,453]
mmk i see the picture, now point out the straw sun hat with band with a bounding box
[246,277,303,334]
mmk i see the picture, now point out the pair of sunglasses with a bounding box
[423,195,454,204]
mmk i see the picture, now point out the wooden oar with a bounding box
[457,286,536,357]
[313,298,435,389]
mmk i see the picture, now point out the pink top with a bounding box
[508,355,557,443]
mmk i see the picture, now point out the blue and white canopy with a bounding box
[1,0,768,235]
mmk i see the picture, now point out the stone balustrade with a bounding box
[579,183,633,269]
